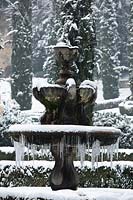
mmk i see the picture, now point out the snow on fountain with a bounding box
[8,41,121,191]
[9,124,120,169]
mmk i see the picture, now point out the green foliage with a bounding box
[0,100,20,146]
[0,100,35,146]
[128,0,133,83]
[0,165,132,188]
[32,0,56,77]
[93,112,133,148]
[62,0,96,82]
[78,165,133,188]
[97,0,120,99]
[11,0,32,110]
[40,0,96,83]
[0,151,15,160]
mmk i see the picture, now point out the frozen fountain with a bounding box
[8,41,121,191]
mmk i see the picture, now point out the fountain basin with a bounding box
[8,124,121,146]
[8,124,121,190]
[33,86,66,110]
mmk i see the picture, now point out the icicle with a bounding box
[60,136,64,158]
[115,138,119,160]
[76,136,81,160]
[40,145,44,157]
[106,141,119,169]
[31,144,36,164]
[91,140,100,170]
[41,144,51,159]
[14,137,25,167]
[86,135,90,160]
[87,142,90,160]
[80,143,86,168]
[76,137,86,167]
[101,146,104,162]
[27,143,30,161]
[110,145,114,169]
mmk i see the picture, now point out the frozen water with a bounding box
[14,140,25,167]
[91,140,101,169]
[14,134,119,169]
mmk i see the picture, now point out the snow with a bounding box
[0,79,11,102]
[96,80,131,102]
[0,146,15,154]
[32,77,63,91]
[31,95,45,112]
[66,78,76,87]
[0,187,133,200]
[80,80,97,90]
[8,124,120,167]
[6,30,18,36]
[54,41,78,50]
[0,160,133,171]
[70,22,78,31]
[119,101,133,110]
[8,124,121,134]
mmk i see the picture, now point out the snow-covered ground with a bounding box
[0,187,133,200]
[0,160,133,170]
[96,80,131,102]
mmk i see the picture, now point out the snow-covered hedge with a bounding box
[0,100,35,146]
[0,165,132,188]
[93,112,133,149]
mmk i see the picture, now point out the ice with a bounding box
[60,136,65,158]
[40,144,50,158]
[91,140,101,169]
[13,134,119,170]
[14,140,25,167]
[79,143,86,168]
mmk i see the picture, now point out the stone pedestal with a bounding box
[50,144,79,190]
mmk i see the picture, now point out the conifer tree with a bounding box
[128,0,133,86]
[43,0,96,84]
[115,0,129,73]
[32,0,54,76]
[99,0,120,99]
[11,0,32,110]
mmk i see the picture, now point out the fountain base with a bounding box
[50,145,79,190]
[8,124,121,190]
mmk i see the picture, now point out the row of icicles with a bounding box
[13,134,119,169]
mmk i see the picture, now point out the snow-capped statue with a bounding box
[79,80,97,104]
[66,78,76,100]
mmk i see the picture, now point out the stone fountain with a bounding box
[8,41,121,191]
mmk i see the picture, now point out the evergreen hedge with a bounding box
[0,165,132,188]
[93,112,133,149]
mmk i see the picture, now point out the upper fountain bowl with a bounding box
[33,80,66,110]
[54,41,79,63]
